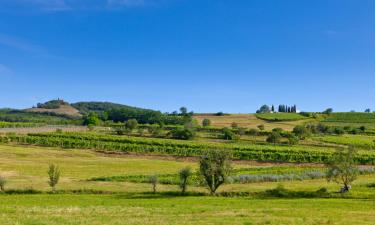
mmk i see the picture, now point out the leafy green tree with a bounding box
[323,108,333,114]
[48,164,61,192]
[199,150,232,195]
[266,131,282,145]
[180,107,188,115]
[365,109,371,113]
[83,112,100,126]
[125,119,138,131]
[202,118,211,127]
[293,125,311,139]
[179,167,192,195]
[326,147,359,193]
[286,133,299,145]
[257,105,270,113]
[170,127,195,140]
[221,128,237,140]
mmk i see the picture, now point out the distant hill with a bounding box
[71,101,149,114]
[25,100,81,118]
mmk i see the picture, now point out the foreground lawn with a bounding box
[0,194,374,225]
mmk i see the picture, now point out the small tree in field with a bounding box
[179,167,192,195]
[199,150,232,195]
[149,175,158,194]
[48,164,60,192]
[202,118,211,127]
[266,131,281,145]
[0,176,6,192]
[257,124,265,131]
[326,147,359,193]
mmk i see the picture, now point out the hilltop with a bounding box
[25,100,82,118]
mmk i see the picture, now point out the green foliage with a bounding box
[37,99,68,109]
[202,118,211,127]
[286,133,299,145]
[326,147,359,192]
[170,128,195,140]
[257,124,265,131]
[48,164,61,192]
[293,125,311,139]
[83,112,100,126]
[0,109,79,124]
[3,132,375,164]
[248,128,259,136]
[323,108,333,115]
[199,149,232,194]
[314,135,375,150]
[221,128,237,140]
[256,113,306,121]
[256,105,271,113]
[266,132,282,145]
[179,167,192,194]
[125,119,138,131]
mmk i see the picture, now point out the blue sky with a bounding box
[0,0,374,113]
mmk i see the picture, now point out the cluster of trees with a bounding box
[277,105,297,113]
[36,99,68,109]
[257,104,298,113]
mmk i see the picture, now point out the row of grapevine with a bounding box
[1,133,375,164]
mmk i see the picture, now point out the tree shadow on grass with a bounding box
[113,191,207,199]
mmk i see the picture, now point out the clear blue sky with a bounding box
[0,0,374,113]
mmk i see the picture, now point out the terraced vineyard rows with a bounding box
[1,132,375,164]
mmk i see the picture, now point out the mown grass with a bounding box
[313,135,375,149]
[256,113,308,121]
[193,114,308,131]
[0,194,375,225]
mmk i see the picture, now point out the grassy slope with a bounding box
[256,113,308,121]
[194,114,310,131]
[25,104,82,118]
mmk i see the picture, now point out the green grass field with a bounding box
[1,144,375,224]
[255,113,308,121]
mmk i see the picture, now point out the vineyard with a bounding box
[313,135,375,150]
[324,113,375,123]
[2,132,375,164]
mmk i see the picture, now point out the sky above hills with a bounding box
[0,0,374,113]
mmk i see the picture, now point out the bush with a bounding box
[257,124,265,131]
[221,128,237,140]
[287,133,299,145]
[170,128,195,140]
[293,125,311,139]
[202,119,211,127]
[266,132,282,145]
[248,128,258,136]
[125,119,138,131]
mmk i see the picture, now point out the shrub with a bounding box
[257,124,265,131]
[293,125,311,139]
[287,133,299,145]
[248,128,258,136]
[266,132,282,145]
[199,149,232,194]
[202,119,211,127]
[170,128,195,140]
[125,119,138,131]
[48,164,60,192]
[221,128,237,140]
